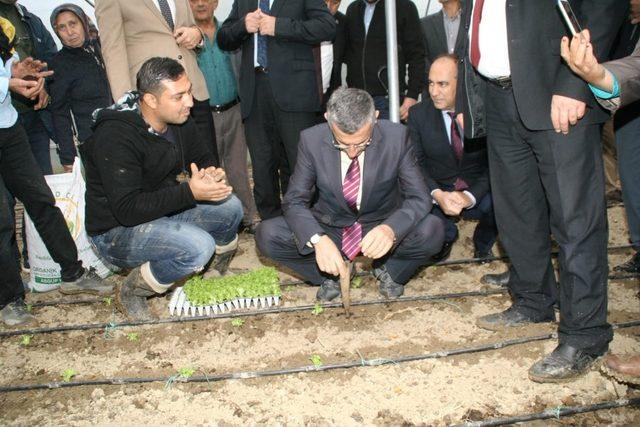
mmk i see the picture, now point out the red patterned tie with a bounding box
[470,0,485,68]
[342,157,362,260]
[448,112,468,191]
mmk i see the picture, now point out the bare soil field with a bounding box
[1,205,638,426]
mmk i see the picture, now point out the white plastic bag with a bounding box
[24,158,112,292]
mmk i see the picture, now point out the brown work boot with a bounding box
[601,354,640,385]
[115,267,156,321]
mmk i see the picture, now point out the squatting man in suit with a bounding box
[256,88,445,301]
[407,54,497,262]
[82,58,243,322]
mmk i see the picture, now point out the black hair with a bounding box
[136,57,186,96]
[0,25,14,63]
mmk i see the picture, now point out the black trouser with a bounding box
[190,98,220,167]
[244,71,318,220]
[255,214,444,285]
[0,123,83,307]
[485,83,612,354]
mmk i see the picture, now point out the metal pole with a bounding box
[83,0,95,8]
[385,0,400,123]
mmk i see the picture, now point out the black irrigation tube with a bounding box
[455,397,640,426]
[0,288,508,339]
[1,320,639,394]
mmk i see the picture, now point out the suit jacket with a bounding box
[328,11,346,99]
[95,0,208,101]
[217,0,335,119]
[598,40,640,111]
[407,99,489,201]
[459,0,628,138]
[283,120,430,254]
[420,9,465,69]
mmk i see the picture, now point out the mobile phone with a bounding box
[557,0,583,36]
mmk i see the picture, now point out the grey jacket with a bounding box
[598,40,640,111]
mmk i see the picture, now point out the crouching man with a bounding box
[82,57,243,320]
[256,88,445,301]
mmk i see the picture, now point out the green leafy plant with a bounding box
[25,304,33,313]
[183,267,280,306]
[309,355,323,367]
[351,276,363,289]
[177,367,196,379]
[103,296,113,306]
[19,334,34,346]
[231,318,245,327]
[61,369,77,382]
[311,302,324,315]
[126,332,139,342]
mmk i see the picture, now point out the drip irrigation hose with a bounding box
[1,320,638,394]
[455,397,640,426]
[1,289,508,339]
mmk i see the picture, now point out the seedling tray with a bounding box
[169,288,280,316]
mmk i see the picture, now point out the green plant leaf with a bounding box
[103,297,112,306]
[351,276,363,289]
[126,332,139,342]
[178,367,196,379]
[19,334,34,346]
[61,369,77,382]
[311,302,324,315]
[309,355,323,367]
[231,318,245,327]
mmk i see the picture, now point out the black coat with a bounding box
[326,11,347,101]
[343,0,425,100]
[407,99,489,201]
[217,0,336,119]
[420,9,465,69]
[48,41,112,165]
[82,110,215,236]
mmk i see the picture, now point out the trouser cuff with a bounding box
[216,235,238,254]
[141,262,173,294]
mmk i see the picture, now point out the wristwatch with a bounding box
[310,233,323,246]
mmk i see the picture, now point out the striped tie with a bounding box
[342,157,362,260]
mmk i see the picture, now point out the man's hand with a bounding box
[204,166,227,185]
[631,0,640,24]
[314,235,345,276]
[9,77,41,99]
[258,13,276,36]
[245,9,261,33]
[188,163,233,201]
[63,164,74,173]
[34,89,50,110]
[399,97,417,121]
[432,190,463,216]
[451,191,473,209]
[174,27,202,49]
[11,57,53,80]
[361,224,395,259]
[560,30,612,92]
[551,94,586,135]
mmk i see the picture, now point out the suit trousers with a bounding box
[211,103,258,226]
[255,214,444,285]
[615,104,640,250]
[190,98,220,167]
[244,72,318,220]
[485,83,612,353]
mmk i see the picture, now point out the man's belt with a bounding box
[487,76,512,89]
[211,97,239,113]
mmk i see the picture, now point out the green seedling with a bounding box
[103,296,113,306]
[126,332,139,342]
[311,302,324,315]
[351,276,363,289]
[231,318,245,327]
[178,367,196,379]
[25,304,33,313]
[309,355,323,367]
[20,334,34,346]
[61,369,77,382]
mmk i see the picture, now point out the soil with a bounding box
[1,205,639,426]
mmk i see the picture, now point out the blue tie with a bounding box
[257,0,270,67]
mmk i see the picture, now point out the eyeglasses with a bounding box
[331,135,372,153]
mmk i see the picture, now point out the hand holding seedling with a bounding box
[188,163,232,202]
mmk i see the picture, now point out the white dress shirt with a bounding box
[469,0,511,79]
[320,41,333,94]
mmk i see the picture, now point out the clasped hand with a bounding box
[245,9,276,36]
[433,190,472,216]
[9,57,53,100]
[188,163,233,202]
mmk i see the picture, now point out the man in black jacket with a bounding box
[83,58,243,321]
[408,54,496,262]
[420,0,465,71]
[343,0,425,121]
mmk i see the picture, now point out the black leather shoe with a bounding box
[373,266,404,298]
[316,279,341,301]
[613,252,640,274]
[431,240,454,262]
[480,270,510,287]
[473,248,494,264]
[476,306,553,331]
[528,343,603,383]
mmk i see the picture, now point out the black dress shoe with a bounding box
[476,306,554,331]
[528,343,603,383]
[373,265,404,298]
[316,279,341,301]
[480,270,510,287]
[473,248,494,264]
[431,240,454,262]
[613,251,640,274]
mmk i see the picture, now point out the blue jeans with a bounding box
[90,197,243,283]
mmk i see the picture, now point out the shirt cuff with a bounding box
[430,189,439,205]
[463,191,476,209]
[589,73,620,100]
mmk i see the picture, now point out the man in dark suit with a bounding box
[217,0,335,221]
[420,0,465,70]
[460,0,627,382]
[408,54,496,262]
[256,88,445,301]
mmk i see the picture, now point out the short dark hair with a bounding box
[136,57,185,96]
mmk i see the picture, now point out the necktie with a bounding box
[470,0,485,68]
[157,0,175,31]
[257,0,270,67]
[447,112,468,191]
[342,157,362,261]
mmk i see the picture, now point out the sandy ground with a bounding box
[0,205,638,426]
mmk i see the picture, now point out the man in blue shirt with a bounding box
[190,0,258,233]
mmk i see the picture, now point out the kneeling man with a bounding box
[257,88,444,301]
[83,57,243,320]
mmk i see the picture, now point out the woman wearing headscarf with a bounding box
[49,4,111,172]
